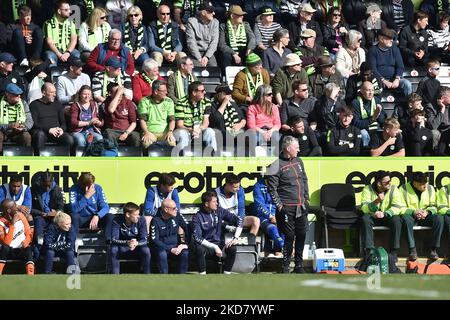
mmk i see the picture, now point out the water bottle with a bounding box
[309,242,317,259]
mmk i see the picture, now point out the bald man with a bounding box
[149,198,189,274]
[29,82,74,155]
[0,199,34,275]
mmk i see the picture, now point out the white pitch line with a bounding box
[300,279,449,299]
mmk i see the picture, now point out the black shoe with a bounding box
[281,264,290,274]
[409,248,418,261]
[390,250,398,262]
[429,249,439,260]
[292,266,306,274]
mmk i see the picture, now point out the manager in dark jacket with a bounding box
[267,135,309,274]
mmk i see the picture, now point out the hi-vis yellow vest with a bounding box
[400,183,437,215]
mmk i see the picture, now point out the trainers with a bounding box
[429,249,439,260]
[409,248,418,261]
[292,266,306,274]
[281,265,290,273]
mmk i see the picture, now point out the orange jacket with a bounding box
[0,213,32,248]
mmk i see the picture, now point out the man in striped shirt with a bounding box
[174,81,217,155]
[91,56,132,103]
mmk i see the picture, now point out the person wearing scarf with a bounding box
[218,5,256,70]
[132,58,164,104]
[167,56,198,104]
[120,6,150,66]
[43,0,79,67]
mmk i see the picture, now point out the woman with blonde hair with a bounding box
[120,5,151,66]
[78,7,112,61]
[335,29,366,80]
[43,211,77,274]
[247,84,281,148]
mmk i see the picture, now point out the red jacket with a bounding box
[86,45,135,76]
[132,73,164,104]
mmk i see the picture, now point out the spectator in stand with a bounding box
[342,0,374,28]
[102,82,139,147]
[416,59,441,107]
[297,29,328,76]
[335,30,365,81]
[150,198,189,274]
[247,84,281,148]
[175,81,217,154]
[370,118,405,157]
[381,0,414,33]
[132,58,164,105]
[314,82,346,138]
[232,54,270,109]
[218,5,257,70]
[420,0,450,29]
[253,7,282,56]
[86,29,135,77]
[29,83,74,155]
[43,212,76,274]
[56,56,91,106]
[244,1,279,27]
[167,56,197,104]
[69,172,114,237]
[92,56,133,103]
[309,56,343,99]
[393,92,425,130]
[138,80,176,149]
[345,61,381,105]
[0,83,33,153]
[7,5,44,68]
[272,53,308,106]
[285,116,322,156]
[287,3,323,52]
[185,2,220,67]
[263,28,292,78]
[192,191,243,274]
[351,81,386,147]
[425,86,450,149]
[358,4,386,50]
[326,106,362,156]
[280,80,317,133]
[403,109,434,156]
[148,4,185,67]
[69,85,103,149]
[43,0,80,67]
[106,0,133,29]
[110,202,151,274]
[313,0,344,25]
[368,28,412,97]
[0,199,34,275]
[78,7,111,62]
[399,11,430,67]
[321,7,348,59]
[427,12,450,64]
[0,52,29,95]
[280,0,305,26]
[120,6,151,67]
[173,0,203,32]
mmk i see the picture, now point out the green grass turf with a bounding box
[0,274,449,300]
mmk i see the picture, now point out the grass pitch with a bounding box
[0,274,449,300]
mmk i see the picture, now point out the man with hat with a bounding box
[208,83,246,152]
[29,82,74,155]
[287,3,323,52]
[368,27,412,97]
[185,1,220,67]
[358,3,387,49]
[308,55,343,99]
[0,52,27,96]
[272,53,308,105]
[56,56,91,106]
[218,5,257,70]
[253,6,282,54]
[0,83,33,153]
[297,28,329,75]
[231,53,270,108]
[91,56,133,103]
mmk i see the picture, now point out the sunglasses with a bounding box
[431,67,440,71]
[299,88,308,92]
[265,92,273,96]
[129,14,140,17]
[333,13,341,17]
[160,13,170,16]
[100,16,107,20]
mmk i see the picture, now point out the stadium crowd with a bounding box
[0,0,448,157]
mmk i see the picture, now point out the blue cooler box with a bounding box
[313,248,345,272]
